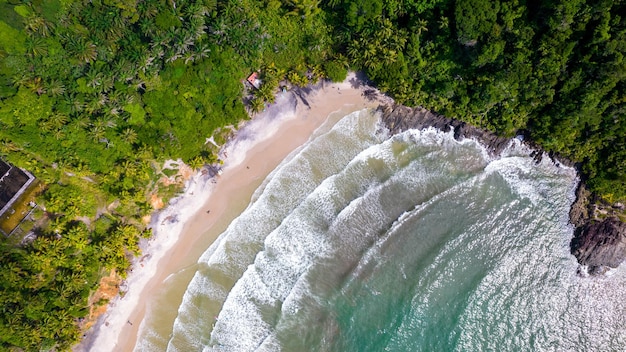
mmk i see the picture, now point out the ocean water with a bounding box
[136,109,626,351]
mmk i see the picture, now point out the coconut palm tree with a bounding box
[49,113,69,129]
[194,42,211,60]
[25,15,53,37]
[53,129,66,141]
[93,117,116,130]
[0,139,20,153]
[249,96,265,113]
[24,77,45,95]
[46,80,66,97]
[66,96,84,115]
[66,36,97,64]
[121,127,138,144]
[90,125,106,142]
[25,37,48,57]
[414,18,429,37]
[85,69,103,89]
[40,120,55,133]
[286,0,321,19]
[183,51,196,64]
[84,98,102,115]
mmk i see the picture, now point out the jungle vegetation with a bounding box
[0,0,624,349]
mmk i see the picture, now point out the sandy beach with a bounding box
[77,73,388,351]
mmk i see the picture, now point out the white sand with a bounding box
[77,73,389,351]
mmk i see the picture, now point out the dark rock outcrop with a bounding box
[569,182,626,275]
[570,217,626,275]
[379,104,514,156]
[377,104,626,276]
[569,182,592,228]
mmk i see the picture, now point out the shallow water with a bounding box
[136,109,626,351]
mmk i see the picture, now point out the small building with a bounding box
[0,160,36,236]
[246,72,261,89]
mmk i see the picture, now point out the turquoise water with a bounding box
[137,109,626,351]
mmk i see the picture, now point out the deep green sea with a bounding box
[137,109,626,351]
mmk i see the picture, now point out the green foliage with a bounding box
[0,224,98,350]
[0,0,625,349]
[324,60,348,82]
[454,0,500,44]
[155,10,182,30]
[0,20,26,54]
[12,5,31,17]
[124,102,147,126]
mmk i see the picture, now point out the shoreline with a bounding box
[77,73,387,351]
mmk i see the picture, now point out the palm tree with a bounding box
[39,120,54,132]
[50,219,67,235]
[438,16,449,30]
[90,125,106,142]
[85,69,103,89]
[46,80,66,97]
[0,139,20,153]
[121,127,138,144]
[66,96,84,115]
[93,117,116,130]
[347,40,362,63]
[85,98,102,115]
[249,96,265,113]
[49,113,69,129]
[53,129,66,141]
[183,51,196,64]
[194,42,211,60]
[136,144,153,159]
[257,81,276,102]
[99,72,115,94]
[25,77,45,95]
[25,37,48,57]
[66,37,97,64]
[11,72,34,89]
[414,19,429,38]
[286,0,321,19]
[188,155,205,170]
[114,58,135,82]
[25,15,53,37]
[165,48,181,63]
[139,2,159,18]
[78,40,98,63]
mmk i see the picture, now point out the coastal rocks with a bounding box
[570,217,626,275]
[569,182,626,275]
[378,104,511,156]
[569,183,592,228]
[377,103,626,276]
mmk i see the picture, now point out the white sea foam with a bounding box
[205,268,278,351]
[484,143,577,207]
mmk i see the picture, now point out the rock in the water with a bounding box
[570,217,626,274]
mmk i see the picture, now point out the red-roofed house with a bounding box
[246,72,261,89]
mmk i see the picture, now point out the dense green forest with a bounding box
[0,0,624,349]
